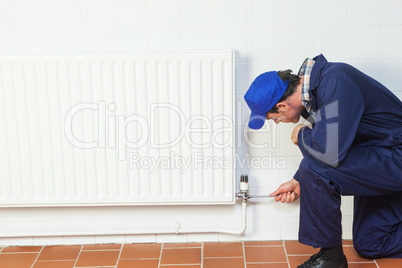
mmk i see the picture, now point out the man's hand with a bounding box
[291,124,306,146]
[270,179,300,203]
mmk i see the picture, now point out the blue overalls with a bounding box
[294,55,402,258]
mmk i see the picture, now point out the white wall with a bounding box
[0,0,401,246]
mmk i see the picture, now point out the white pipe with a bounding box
[178,200,248,235]
[0,201,247,238]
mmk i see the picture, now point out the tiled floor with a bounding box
[0,240,401,268]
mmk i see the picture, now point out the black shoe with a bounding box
[297,254,348,268]
[308,250,324,262]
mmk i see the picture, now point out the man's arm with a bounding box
[297,74,365,168]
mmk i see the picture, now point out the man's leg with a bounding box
[298,145,402,248]
[353,193,402,258]
[298,155,343,248]
[296,156,347,267]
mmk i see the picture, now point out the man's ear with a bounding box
[276,101,289,111]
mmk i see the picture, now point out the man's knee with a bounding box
[354,232,402,259]
[353,239,377,259]
[353,238,393,259]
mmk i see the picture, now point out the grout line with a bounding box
[157,243,163,268]
[29,246,44,268]
[347,262,378,263]
[30,260,82,262]
[114,243,124,268]
[2,251,43,254]
[72,245,84,268]
[282,241,291,268]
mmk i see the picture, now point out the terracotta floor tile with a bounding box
[375,258,402,267]
[2,246,42,253]
[4,239,376,268]
[33,260,76,268]
[160,265,201,268]
[203,242,243,257]
[284,241,318,255]
[244,241,283,247]
[117,259,159,268]
[288,255,311,268]
[203,257,245,268]
[82,243,121,250]
[37,245,81,261]
[160,248,201,265]
[343,247,374,263]
[0,253,38,268]
[245,246,287,263]
[342,240,354,246]
[246,263,289,268]
[164,243,202,248]
[75,250,120,267]
[120,243,161,259]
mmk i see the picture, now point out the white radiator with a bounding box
[0,52,235,207]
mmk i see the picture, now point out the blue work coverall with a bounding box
[294,54,402,258]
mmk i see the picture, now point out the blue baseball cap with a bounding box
[244,71,289,129]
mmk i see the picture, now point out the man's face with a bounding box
[266,107,302,124]
[265,77,304,124]
[265,77,305,124]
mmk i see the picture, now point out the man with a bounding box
[244,54,402,268]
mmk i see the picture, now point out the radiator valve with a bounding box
[235,174,249,200]
[239,174,248,192]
